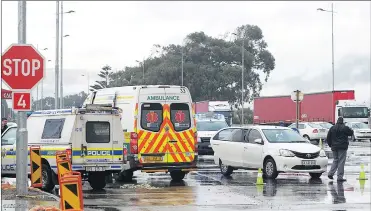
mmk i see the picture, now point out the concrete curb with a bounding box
[38,189,60,202]
[1,177,60,201]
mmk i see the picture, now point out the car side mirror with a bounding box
[254,138,263,145]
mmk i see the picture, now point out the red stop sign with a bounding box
[1,44,45,90]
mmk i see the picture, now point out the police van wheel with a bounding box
[170,171,186,182]
[88,172,106,190]
[41,163,55,192]
[117,170,134,182]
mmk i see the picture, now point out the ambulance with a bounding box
[83,85,198,181]
[1,105,129,191]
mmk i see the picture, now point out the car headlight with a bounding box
[319,150,327,157]
[197,137,201,143]
[279,149,295,157]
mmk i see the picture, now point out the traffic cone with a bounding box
[255,168,264,185]
[357,163,368,180]
[319,138,323,149]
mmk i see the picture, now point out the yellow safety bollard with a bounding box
[30,146,42,188]
[60,172,84,211]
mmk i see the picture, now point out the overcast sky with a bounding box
[1,1,370,107]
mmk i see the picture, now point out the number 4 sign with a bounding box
[12,92,32,111]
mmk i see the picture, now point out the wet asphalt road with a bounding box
[82,142,371,211]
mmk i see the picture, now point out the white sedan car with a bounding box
[210,125,328,179]
[288,122,327,143]
[345,122,371,142]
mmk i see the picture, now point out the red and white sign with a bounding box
[1,44,45,90]
[12,92,32,111]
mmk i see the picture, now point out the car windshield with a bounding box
[352,122,369,129]
[196,121,228,131]
[262,129,307,143]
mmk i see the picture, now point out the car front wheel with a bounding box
[263,158,278,179]
[219,160,233,176]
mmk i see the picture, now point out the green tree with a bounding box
[90,65,113,91]
[95,24,275,106]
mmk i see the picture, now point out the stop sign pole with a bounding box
[17,1,28,195]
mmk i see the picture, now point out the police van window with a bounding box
[86,122,110,143]
[41,118,66,139]
[1,127,17,145]
[141,103,163,132]
[170,103,191,131]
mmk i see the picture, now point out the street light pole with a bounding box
[59,3,74,109]
[40,59,51,110]
[60,1,64,108]
[82,73,90,93]
[317,3,335,91]
[136,59,145,84]
[181,47,184,86]
[55,1,60,109]
[331,3,334,92]
[241,39,245,125]
[142,58,145,84]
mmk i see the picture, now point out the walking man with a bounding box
[326,117,354,182]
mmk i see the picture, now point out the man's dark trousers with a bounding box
[328,149,347,180]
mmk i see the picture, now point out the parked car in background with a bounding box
[196,113,229,155]
[345,122,371,142]
[210,125,328,179]
[288,122,327,143]
[312,122,333,130]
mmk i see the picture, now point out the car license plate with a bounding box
[143,156,163,162]
[86,166,105,171]
[302,160,316,165]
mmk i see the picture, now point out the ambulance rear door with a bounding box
[137,87,168,164]
[165,86,195,164]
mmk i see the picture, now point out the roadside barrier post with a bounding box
[60,172,84,211]
[30,146,42,188]
[56,151,72,183]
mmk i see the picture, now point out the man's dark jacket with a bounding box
[326,121,353,151]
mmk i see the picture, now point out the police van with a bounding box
[1,105,130,191]
[195,113,229,155]
[83,85,197,181]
